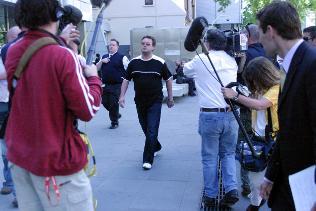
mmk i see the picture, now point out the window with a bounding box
[144,0,154,6]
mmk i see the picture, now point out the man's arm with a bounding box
[166,78,174,108]
[306,59,316,163]
[119,79,129,108]
[0,58,6,80]
[61,50,102,122]
[122,56,129,70]
[183,57,197,78]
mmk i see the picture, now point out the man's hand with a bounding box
[101,58,110,64]
[59,24,80,45]
[221,87,238,99]
[119,97,125,108]
[260,180,273,200]
[167,98,174,108]
[83,65,98,78]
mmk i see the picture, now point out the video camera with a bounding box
[223,29,248,58]
[58,5,83,32]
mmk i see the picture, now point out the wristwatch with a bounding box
[232,93,239,101]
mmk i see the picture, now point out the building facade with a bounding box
[87,0,194,57]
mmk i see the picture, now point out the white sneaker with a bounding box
[142,163,152,170]
[154,152,158,157]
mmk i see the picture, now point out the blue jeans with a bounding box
[199,111,238,198]
[136,102,162,164]
[1,138,16,196]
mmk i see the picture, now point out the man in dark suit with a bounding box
[97,39,129,129]
[257,2,316,211]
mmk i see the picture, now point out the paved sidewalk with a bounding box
[0,83,269,210]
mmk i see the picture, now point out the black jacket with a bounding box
[265,42,316,209]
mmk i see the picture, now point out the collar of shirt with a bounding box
[109,51,117,57]
[282,39,303,73]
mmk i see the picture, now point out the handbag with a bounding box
[236,107,276,172]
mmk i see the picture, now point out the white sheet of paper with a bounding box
[289,165,316,211]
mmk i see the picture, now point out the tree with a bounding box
[215,0,316,25]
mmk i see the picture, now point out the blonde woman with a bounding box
[221,56,280,211]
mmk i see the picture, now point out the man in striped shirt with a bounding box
[119,35,174,170]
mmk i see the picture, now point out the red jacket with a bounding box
[5,30,102,176]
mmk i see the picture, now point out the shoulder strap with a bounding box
[267,107,272,131]
[14,37,58,79]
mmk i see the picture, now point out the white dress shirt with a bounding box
[184,50,238,108]
[109,51,130,70]
[0,58,8,103]
[282,39,304,73]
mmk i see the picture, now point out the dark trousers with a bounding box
[102,84,121,125]
[183,78,195,95]
[177,77,195,95]
[136,102,162,164]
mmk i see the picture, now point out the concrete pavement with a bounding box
[0,82,269,211]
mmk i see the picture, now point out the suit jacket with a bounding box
[265,42,316,207]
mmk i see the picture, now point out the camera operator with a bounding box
[4,0,102,210]
[183,29,239,208]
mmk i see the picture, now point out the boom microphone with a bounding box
[184,17,208,52]
[59,5,83,31]
[86,0,113,64]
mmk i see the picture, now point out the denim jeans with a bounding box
[136,102,162,164]
[198,111,238,198]
[1,138,16,196]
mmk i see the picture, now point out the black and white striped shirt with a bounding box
[124,55,172,105]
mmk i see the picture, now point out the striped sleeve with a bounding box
[60,48,102,121]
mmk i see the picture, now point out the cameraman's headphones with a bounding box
[52,0,64,22]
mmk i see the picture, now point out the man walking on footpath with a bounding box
[5,0,102,210]
[119,35,174,170]
[184,29,239,208]
[97,39,129,129]
[258,2,316,210]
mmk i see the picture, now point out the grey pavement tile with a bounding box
[0,82,271,211]
[129,180,187,210]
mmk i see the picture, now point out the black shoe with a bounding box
[109,123,118,129]
[220,189,239,207]
[118,113,122,119]
[241,185,251,197]
[189,92,196,96]
[0,186,12,195]
[245,199,266,211]
[203,195,216,207]
[12,198,18,208]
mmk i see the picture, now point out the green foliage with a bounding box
[242,0,316,25]
[215,0,316,25]
[215,0,232,12]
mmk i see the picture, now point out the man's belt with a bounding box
[200,107,230,112]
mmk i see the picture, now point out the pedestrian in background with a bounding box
[97,39,129,129]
